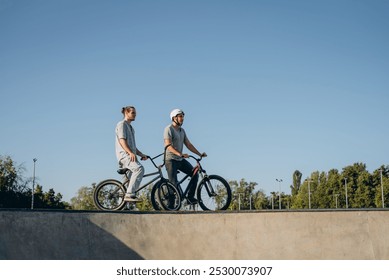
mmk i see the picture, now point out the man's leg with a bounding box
[179,159,198,203]
[165,159,178,186]
[121,157,144,201]
[164,159,180,207]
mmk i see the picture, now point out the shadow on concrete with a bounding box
[0,209,143,260]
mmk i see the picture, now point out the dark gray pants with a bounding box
[165,159,198,199]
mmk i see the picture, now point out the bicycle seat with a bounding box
[117,168,129,175]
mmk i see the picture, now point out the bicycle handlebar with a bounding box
[147,145,203,169]
[147,144,172,169]
[188,155,203,162]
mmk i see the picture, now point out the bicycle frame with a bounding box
[120,155,163,195]
[120,144,171,195]
[176,155,216,200]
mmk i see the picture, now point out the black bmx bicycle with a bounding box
[93,146,181,211]
[151,155,232,211]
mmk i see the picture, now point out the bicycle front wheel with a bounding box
[93,179,126,211]
[151,180,181,211]
[197,175,232,211]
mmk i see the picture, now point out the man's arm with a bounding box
[136,148,148,160]
[119,138,137,162]
[184,138,206,158]
[164,139,183,157]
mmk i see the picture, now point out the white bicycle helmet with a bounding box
[170,108,185,120]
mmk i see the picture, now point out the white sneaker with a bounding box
[124,194,142,202]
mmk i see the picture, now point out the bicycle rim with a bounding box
[93,180,126,211]
[150,181,163,210]
[197,175,232,211]
[157,182,181,211]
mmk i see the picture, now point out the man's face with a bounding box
[175,114,184,125]
[126,109,137,121]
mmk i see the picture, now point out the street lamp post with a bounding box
[305,179,313,209]
[31,158,37,210]
[276,179,283,209]
[334,194,339,209]
[344,178,348,209]
[380,169,385,208]
[237,192,244,211]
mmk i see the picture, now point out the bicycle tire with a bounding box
[197,175,232,211]
[151,180,181,211]
[93,179,126,211]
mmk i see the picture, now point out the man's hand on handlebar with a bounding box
[181,152,207,159]
[140,154,149,161]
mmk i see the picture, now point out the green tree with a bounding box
[70,185,96,210]
[1,155,68,209]
[311,171,327,208]
[229,179,257,210]
[290,163,388,209]
[136,185,154,211]
[326,169,342,208]
[342,163,374,208]
[291,169,342,209]
[373,165,389,208]
[353,170,375,208]
[309,170,333,208]
[0,155,30,207]
[252,189,269,209]
[291,180,308,209]
[269,191,277,209]
[0,156,29,193]
[32,184,68,209]
[291,170,302,196]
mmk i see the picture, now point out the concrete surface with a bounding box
[1,209,388,260]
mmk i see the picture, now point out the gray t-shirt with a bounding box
[115,120,136,161]
[164,124,187,161]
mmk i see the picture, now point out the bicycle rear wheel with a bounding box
[93,179,126,211]
[151,180,181,211]
[197,175,232,211]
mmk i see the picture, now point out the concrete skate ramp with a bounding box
[1,209,388,259]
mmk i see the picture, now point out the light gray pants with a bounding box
[119,156,145,195]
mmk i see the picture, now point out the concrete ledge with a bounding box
[1,209,389,260]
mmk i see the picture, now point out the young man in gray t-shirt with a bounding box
[115,106,147,202]
[163,109,207,204]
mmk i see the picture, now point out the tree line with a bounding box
[1,155,388,211]
[0,156,69,209]
[229,162,389,210]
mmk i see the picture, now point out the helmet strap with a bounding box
[173,116,182,127]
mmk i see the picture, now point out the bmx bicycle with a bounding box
[93,146,181,211]
[151,155,232,211]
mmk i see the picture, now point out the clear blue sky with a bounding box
[1,0,388,202]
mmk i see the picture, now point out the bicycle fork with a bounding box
[198,172,217,198]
